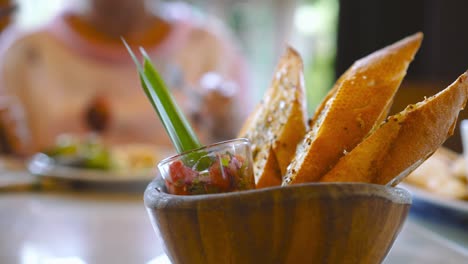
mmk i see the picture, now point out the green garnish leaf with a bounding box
[122,39,202,155]
[194,155,214,171]
[221,155,230,167]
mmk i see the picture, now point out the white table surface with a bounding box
[1,175,467,264]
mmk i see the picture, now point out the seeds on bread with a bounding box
[238,47,308,188]
[283,33,423,185]
[320,72,468,185]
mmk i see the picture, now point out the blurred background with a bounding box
[7,0,468,151]
[9,0,468,100]
[12,0,339,114]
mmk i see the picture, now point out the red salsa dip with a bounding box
[165,152,255,195]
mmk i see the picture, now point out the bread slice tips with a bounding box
[320,71,468,185]
[238,47,308,188]
[283,32,423,185]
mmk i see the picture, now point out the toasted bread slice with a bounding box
[238,47,307,188]
[320,72,468,185]
[283,33,423,185]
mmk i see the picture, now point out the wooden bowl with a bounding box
[144,178,411,264]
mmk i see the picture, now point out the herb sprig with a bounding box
[122,39,203,155]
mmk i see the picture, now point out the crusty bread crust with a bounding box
[238,47,308,188]
[283,33,423,185]
[320,72,468,185]
[254,147,282,187]
[238,104,262,138]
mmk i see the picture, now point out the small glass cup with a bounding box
[158,138,255,195]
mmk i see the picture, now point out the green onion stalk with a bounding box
[123,39,207,167]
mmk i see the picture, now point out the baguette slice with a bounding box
[238,47,307,188]
[283,33,423,185]
[320,72,468,185]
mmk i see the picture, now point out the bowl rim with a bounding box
[144,177,412,209]
[157,138,251,166]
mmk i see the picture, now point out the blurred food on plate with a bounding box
[111,143,167,171]
[44,134,168,172]
[404,147,468,200]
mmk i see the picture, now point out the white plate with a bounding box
[401,183,468,212]
[400,183,468,228]
[27,153,159,183]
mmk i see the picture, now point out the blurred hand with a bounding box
[84,94,112,133]
[0,96,31,155]
[192,72,239,142]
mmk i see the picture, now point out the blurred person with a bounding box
[0,0,250,155]
[0,0,16,32]
[0,0,19,153]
